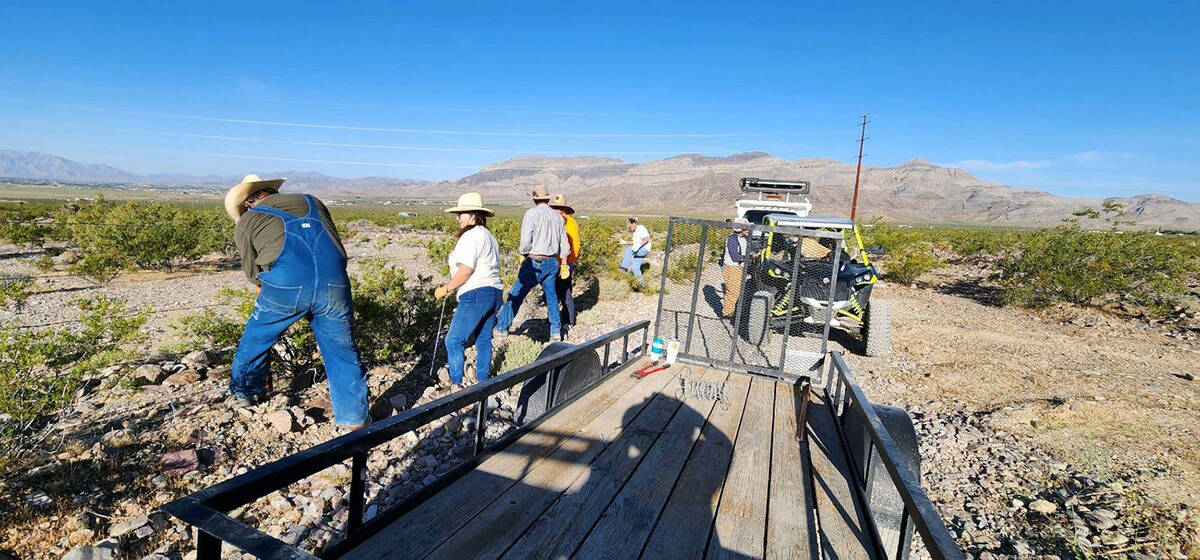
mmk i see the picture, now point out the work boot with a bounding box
[227,394,258,409]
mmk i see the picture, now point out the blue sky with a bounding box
[0,1,1196,200]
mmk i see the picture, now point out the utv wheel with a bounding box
[863,299,892,357]
[746,291,772,346]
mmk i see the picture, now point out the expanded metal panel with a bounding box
[653,218,842,383]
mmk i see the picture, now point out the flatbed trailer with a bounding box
[165,219,963,559]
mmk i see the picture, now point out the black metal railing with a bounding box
[163,321,650,559]
[824,352,964,560]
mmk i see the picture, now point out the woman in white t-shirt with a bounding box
[434,193,505,386]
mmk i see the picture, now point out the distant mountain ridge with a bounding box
[1,149,1196,228]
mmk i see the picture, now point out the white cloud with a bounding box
[1066,150,1142,164]
[939,159,1053,172]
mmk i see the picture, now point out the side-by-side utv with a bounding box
[736,178,893,357]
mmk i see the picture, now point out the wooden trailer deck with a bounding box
[348,360,877,559]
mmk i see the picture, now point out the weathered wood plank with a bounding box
[766,382,815,559]
[706,376,776,560]
[808,392,877,559]
[424,367,682,560]
[638,373,752,560]
[567,367,728,560]
[346,363,647,559]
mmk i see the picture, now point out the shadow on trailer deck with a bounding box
[163,321,961,559]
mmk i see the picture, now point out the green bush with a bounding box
[173,260,443,375]
[0,272,31,308]
[425,236,456,275]
[33,254,54,272]
[0,208,59,246]
[882,242,945,284]
[997,226,1196,316]
[666,252,699,283]
[169,308,244,352]
[0,296,147,463]
[61,197,232,281]
[491,336,544,374]
[350,258,443,366]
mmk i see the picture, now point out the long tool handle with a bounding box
[428,298,447,379]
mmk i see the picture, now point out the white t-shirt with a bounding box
[448,227,504,299]
[632,224,651,253]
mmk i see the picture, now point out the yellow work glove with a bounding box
[559,264,570,279]
[434,285,450,299]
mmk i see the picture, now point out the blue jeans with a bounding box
[497,256,561,336]
[230,196,369,427]
[621,246,650,283]
[445,287,501,385]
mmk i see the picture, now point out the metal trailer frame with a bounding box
[652,217,844,385]
[163,322,651,560]
[162,327,962,559]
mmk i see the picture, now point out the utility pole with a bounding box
[850,114,869,221]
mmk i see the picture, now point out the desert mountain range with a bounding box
[2,149,1196,228]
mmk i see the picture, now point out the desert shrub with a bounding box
[169,308,244,353]
[996,223,1196,316]
[373,235,391,250]
[69,252,124,284]
[425,236,456,275]
[882,242,945,284]
[60,197,231,281]
[173,260,442,375]
[0,274,31,309]
[666,252,699,283]
[33,254,54,272]
[0,296,147,463]
[394,213,456,234]
[597,275,632,300]
[0,208,58,247]
[492,336,544,374]
[575,218,623,280]
[350,258,442,366]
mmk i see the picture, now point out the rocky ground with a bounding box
[2,228,1198,559]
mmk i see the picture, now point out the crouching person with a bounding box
[434,193,504,387]
[224,174,369,429]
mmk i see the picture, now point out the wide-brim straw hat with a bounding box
[549,193,574,214]
[531,185,551,200]
[224,174,285,221]
[444,192,495,216]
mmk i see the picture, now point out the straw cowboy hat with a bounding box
[224,174,286,221]
[530,185,551,200]
[444,192,495,216]
[549,193,575,214]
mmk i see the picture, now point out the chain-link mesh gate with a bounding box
[652,217,843,384]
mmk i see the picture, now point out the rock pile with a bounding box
[908,404,1198,559]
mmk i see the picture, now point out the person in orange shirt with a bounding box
[550,194,580,330]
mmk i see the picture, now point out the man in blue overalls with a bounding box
[223,174,369,428]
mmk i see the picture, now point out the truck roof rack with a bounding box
[740,177,810,195]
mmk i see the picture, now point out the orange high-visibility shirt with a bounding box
[563,214,580,265]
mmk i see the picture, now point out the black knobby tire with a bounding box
[746,290,771,346]
[863,298,892,357]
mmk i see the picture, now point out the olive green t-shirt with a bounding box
[233,193,346,285]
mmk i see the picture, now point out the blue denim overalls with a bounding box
[229,195,369,426]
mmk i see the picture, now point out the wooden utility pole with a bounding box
[850,114,869,221]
